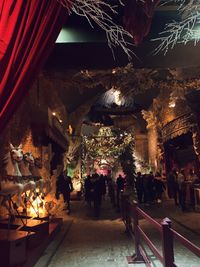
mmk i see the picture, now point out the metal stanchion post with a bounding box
[162,217,176,267]
[127,202,144,263]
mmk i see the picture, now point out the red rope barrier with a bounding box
[172,229,200,258]
[138,226,163,263]
[139,245,152,267]
[136,206,162,232]
[122,196,199,267]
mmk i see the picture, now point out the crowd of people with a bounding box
[84,173,126,218]
[135,169,200,212]
[135,171,166,205]
[55,168,200,217]
[55,170,126,218]
[167,168,199,211]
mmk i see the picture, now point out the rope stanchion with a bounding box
[161,218,177,267]
[121,195,199,266]
[121,193,131,234]
[126,202,145,264]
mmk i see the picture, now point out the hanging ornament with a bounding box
[123,0,160,45]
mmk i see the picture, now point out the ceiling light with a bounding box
[169,101,176,108]
[113,90,122,106]
[56,28,79,43]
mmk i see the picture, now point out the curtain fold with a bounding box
[0,0,70,132]
[124,0,160,45]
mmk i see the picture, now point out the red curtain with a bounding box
[0,0,71,133]
[124,0,160,45]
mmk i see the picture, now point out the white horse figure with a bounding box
[4,144,23,177]
[29,157,52,198]
[18,152,37,201]
[0,144,25,217]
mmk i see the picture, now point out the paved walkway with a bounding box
[35,196,200,267]
[138,200,200,267]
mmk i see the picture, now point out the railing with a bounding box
[121,195,200,267]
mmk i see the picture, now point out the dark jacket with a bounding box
[56,174,73,195]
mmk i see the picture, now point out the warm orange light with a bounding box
[28,196,46,217]
[169,101,176,108]
[68,125,73,135]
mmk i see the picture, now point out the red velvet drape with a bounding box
[124,0,160,45]
[0,0,71,133]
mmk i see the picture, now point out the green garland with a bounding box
[119,141,136,186]
[83,126,135,169]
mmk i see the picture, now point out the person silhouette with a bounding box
[56,169,73,214]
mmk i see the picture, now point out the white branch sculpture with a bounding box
[57,0,134,59]
[153,0,200,54]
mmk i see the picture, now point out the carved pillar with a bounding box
[142,110,159,171]
[185,90,200,164]
[64,94,99,175]
[148,126,158,171]
[192,127,200,163]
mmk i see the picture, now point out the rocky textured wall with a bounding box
[158,89,192,127]
[147,127,158,171]
[135,134,148,161]
[0,73,70,217]
[143,87,195,173]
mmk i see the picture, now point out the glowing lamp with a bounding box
[169,101,176,108]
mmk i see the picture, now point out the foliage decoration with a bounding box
[72,64,200,99]
[119,140,136,186]
[72,64,159,97]
[45,66,200,111]
[83,126,134,169]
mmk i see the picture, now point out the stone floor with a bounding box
[34,196,200,267]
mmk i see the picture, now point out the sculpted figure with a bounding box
[0,144,25,218]
[141,110,157,129]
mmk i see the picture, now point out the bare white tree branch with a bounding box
[57,0,135,60]
[153,0,200,54]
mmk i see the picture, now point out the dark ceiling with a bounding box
[45,3,200,70]
[44,2,200,125]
